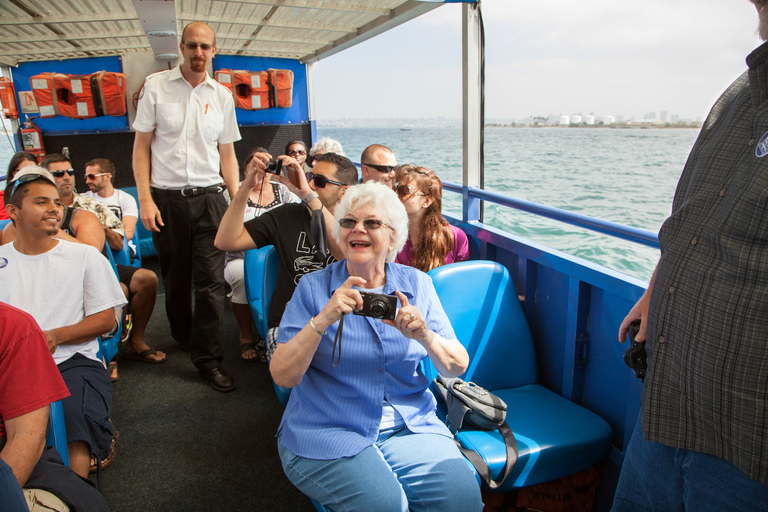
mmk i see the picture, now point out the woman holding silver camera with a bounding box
[270,181,483,512]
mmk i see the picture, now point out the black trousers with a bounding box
[152,190,227,369]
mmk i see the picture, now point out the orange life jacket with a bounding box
[30,71,126,119]
[215,69,270,110]
[0,77,19,119]
[267,69,293,108]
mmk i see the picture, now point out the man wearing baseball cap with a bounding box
[0,167,126,479]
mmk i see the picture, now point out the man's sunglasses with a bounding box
[338,218,393,230]
[184,42,213,51]
[85,172,108,180]
[10,173,49,199]
[50,169,75,178]
[287,149,306,156]
[363,163,395,174]
[306,172,344,188]
[394,184,425,198]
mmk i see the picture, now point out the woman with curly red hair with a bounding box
[394,165,469,272]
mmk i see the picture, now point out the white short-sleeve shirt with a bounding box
[0,240,127,365]
[132,66,241,189]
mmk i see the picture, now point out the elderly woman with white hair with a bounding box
[270,182,483,512]
[308,136,345,166]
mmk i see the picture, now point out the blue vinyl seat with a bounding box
[427,260,612,491]
[0,219,10,231]
[47,400,70,467]
[110,234,132,267]
[98,248,124,364]
[243,245,292,407]
[242,246,328,511]
[120,186,156,259]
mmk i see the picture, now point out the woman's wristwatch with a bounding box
[302,191,319,205]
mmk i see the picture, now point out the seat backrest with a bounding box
[120,186,156,258]
[428,260,537,390]
[243,245,278,340]
[98,248,123,363]
[111,234,132,267]
[129,232,142,268]
[47,400,70,467]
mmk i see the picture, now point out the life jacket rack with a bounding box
[215,68,293,110]
[30,71,127,119]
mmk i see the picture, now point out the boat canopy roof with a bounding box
[0,0,453,67]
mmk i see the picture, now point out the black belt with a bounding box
[151,184,225,197]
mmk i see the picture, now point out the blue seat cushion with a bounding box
[438,383,612,491]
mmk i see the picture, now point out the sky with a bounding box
[313,0,764,122]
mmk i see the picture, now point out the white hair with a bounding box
[309,137,345,157]
[332,182,409,263]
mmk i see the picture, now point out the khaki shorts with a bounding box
[24,488,70,512]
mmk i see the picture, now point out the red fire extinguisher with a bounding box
[20,118,45,163]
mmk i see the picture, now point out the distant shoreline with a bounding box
[486,123,702,129]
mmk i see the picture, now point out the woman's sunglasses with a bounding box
[338,218,393,230]
[394,184,425,198]
[306,172,344,188]
[50,169,75,178]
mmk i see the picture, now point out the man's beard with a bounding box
[189,57,207,72]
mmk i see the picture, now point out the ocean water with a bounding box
[0,126,698,281]
[318,126,699,281]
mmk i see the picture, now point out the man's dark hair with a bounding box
[314,153,358,186]
[40,153,71,170]
[6,152,37,180]
[85,158,116,182]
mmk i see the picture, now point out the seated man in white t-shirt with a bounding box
[0,167,126,479]
[82,158,164,366]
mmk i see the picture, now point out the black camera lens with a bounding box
[369,299,388,318]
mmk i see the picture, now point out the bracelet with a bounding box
[302,191,319,205]
[309,317,327,336]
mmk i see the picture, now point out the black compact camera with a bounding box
[265,158,282,174]
[623,320,647,381]
[353,292,397,320]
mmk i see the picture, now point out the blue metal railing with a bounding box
[443,181,660,249]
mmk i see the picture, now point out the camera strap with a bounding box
[332,313,345,366]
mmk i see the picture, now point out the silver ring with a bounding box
[408,314,415,322]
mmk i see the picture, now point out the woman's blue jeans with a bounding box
[278,426,484,512]
[611,415,768,511]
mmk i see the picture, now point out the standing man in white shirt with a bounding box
[132,21,242,392]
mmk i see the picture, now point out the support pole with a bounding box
[462,2,482,223]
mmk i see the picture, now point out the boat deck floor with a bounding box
[98,257,315,511]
